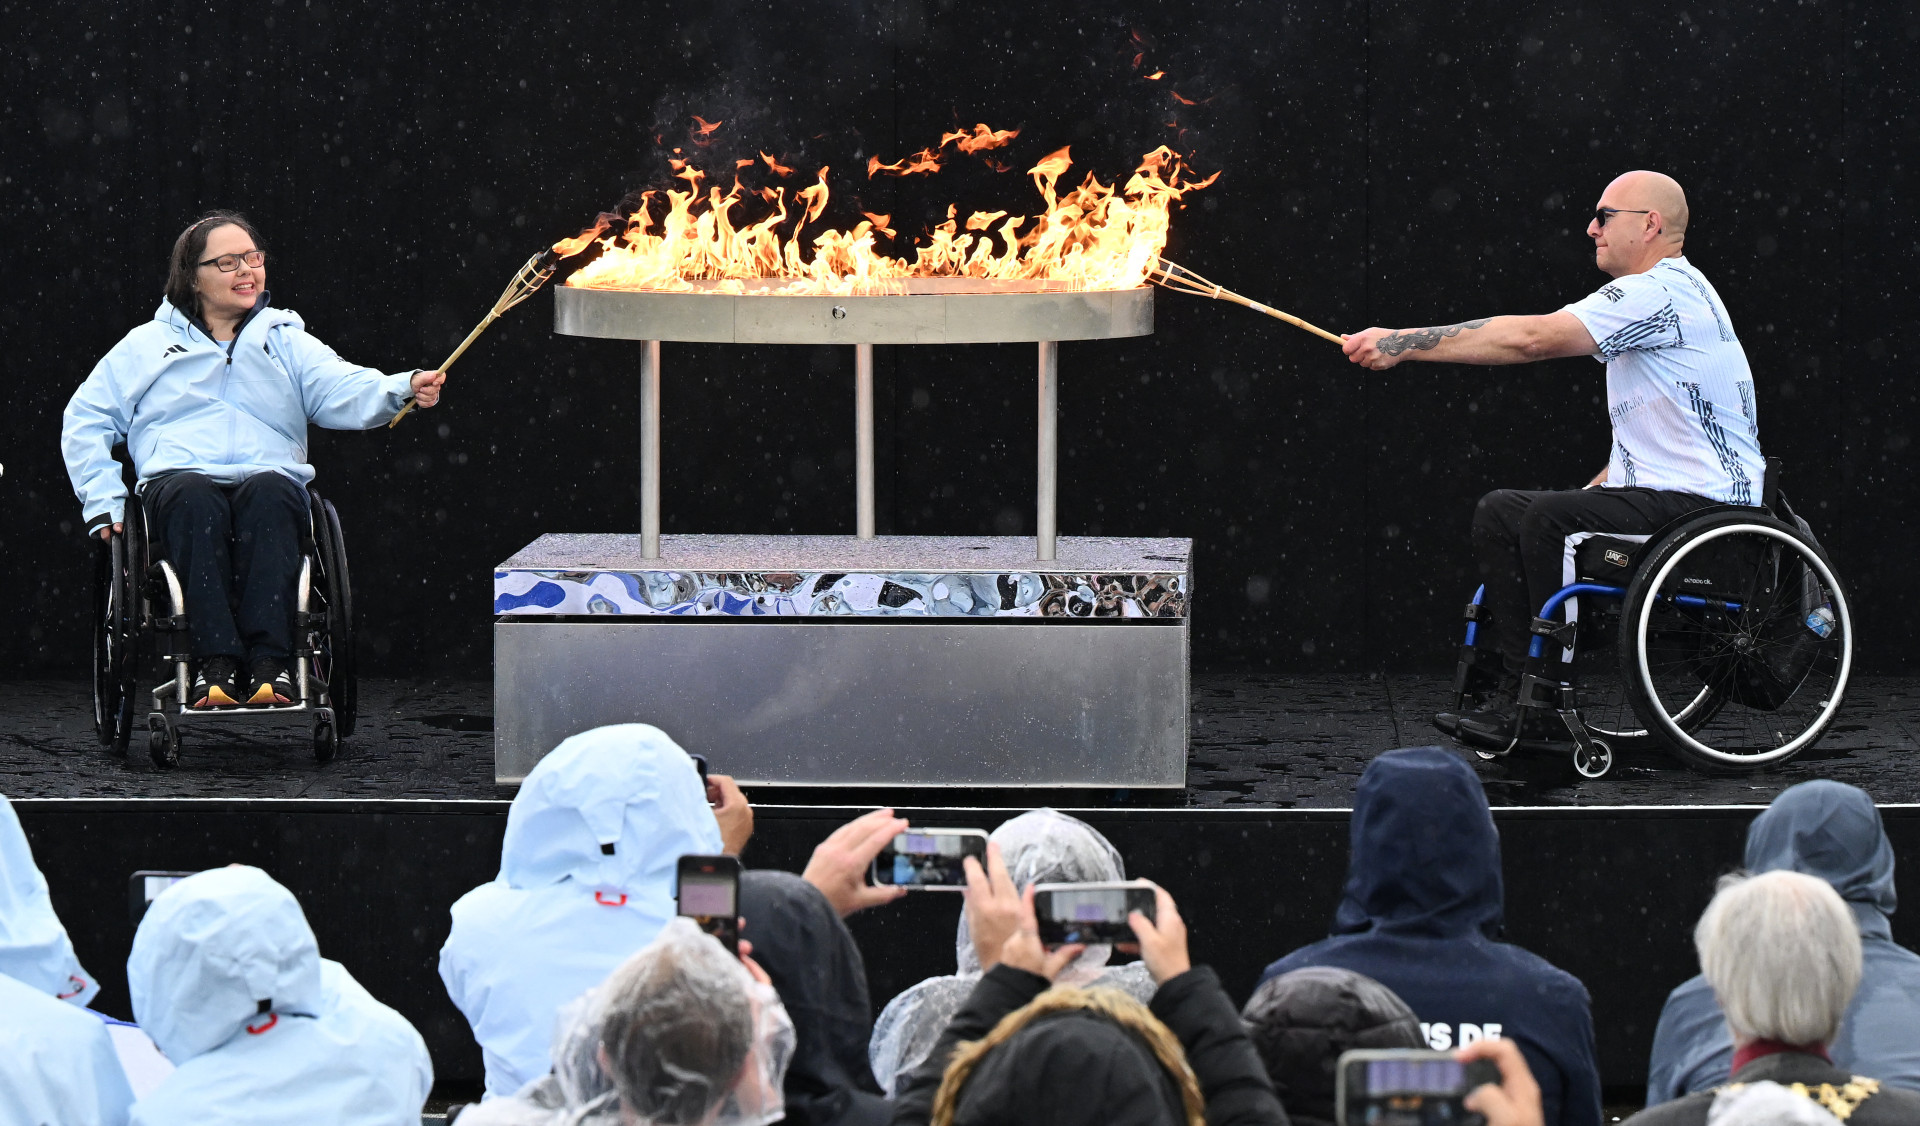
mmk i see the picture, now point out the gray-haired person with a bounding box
[1647,780,1920,1100]
[1624,871,1920,1124]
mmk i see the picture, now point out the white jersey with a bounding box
[1562,256,1763,505]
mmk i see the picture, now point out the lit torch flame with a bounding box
[563,131,1218,296]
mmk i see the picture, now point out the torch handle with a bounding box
[1229,293,1346,345]
[387,311,502,428]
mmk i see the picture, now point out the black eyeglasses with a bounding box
[197,249,265,272]
[1593,207,1651,227]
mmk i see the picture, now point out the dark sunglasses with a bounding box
[197,249,266,272]
[1593,207,1652,227]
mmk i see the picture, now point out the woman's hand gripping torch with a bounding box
[1147,256,1344,345]
[388,218,612,428]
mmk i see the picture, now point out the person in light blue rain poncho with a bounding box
[440,723,726,1098]
[126,865,432,1126]
[0,794,137,1126]
[1646,780,1920,1102]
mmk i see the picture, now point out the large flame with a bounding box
[562,130,1218,296]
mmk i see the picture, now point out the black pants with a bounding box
[1471,487,1715,670]
[143,471,307,664]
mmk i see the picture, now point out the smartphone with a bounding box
[1031,880,1157,946]
[129,870,197,924]
[870,828,989,890]
[676,854,741,956]
[1334,1048,1500,1126]
[688,752,709,786]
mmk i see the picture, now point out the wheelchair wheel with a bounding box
[309,492,357,738]
[1621,511,1851,772]
[92,520,143,755]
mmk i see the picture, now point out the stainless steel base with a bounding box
[494,618,1188,787]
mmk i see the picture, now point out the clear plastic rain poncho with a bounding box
[440,724,725,1097]
[866,809,1156,1096]
[456,918,796,1126]
[125,865,433,1126]
[0,793,100,1004]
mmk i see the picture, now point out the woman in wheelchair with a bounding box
[61,211,445,709]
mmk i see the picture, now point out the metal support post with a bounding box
[641,339,661,559]
[855,343,875,539]
[1037,340,1058,561]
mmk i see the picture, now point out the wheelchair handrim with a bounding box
[1633,521,1852,766]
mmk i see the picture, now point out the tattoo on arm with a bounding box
[1378,318,1491,356]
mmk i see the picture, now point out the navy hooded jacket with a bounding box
[1645,780,1920,1102]
[1258,748,1601,1126]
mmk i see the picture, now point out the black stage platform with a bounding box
[5,673,1918,805]
[3,673,1916,1101]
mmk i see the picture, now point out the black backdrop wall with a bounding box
[3,0,1914,678]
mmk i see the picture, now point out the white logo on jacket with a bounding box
[1420,1022,1503,1050]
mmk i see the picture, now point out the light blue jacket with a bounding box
[439,724,724,1098]
[127,865,432,1125]
[1646,780,1920,1101]
[0,793,100,1004]
[0,972,135,1126]
[61,297,414,529]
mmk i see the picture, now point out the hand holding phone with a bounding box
[676,855,741,956]
[1031,880,1158,947]
[1458,1039,1542,1126]
[870,827,988,891]
[1334,1048,1503,1126]
[803,809,911,917]
[1124,883,1190,984]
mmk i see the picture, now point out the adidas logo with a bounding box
[162,344,189,358]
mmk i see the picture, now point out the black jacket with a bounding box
[1625,1051,1920,1125]
[890,963,1288,1126]
[740,871,890,1126]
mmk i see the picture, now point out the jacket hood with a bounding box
[740,871,887,1126]
[152,292,288,342]
[1243,967,1423,1126]
[500,724,722,891]
[127,865,323,1064]
[1746,780,1896,936]
[1331,747,1504,938]
[0,795,99,1004]
[950,1009,1187,1126]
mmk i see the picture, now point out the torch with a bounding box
[388,216,614,428]
[1148,256,1344,345]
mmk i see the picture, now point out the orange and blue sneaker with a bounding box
[245,657,295,706]
[191,656,241,708]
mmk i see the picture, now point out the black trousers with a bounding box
[143,471,307,664]
[1471,487,1716,669]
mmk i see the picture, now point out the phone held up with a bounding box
[676,854,741,956]
[1334,1048,1500,1126]
[129,870,197,924]
[1031,880,1157,946]
[869,828,988,891]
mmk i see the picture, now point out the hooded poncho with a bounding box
[440,723,724,1097]
[125,865,432,1126]
[868,809,1156,1096]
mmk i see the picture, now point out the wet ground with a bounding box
[3,674,1915,806]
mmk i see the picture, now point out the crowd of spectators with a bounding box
[3,734,1918,1125]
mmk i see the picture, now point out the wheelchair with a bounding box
[92,483,357,768]
[1447,464,1852,779]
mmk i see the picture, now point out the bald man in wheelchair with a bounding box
[1342,171,1765,748]
[62,212,445,711]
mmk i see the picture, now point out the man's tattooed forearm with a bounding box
[1378,318,1492,356]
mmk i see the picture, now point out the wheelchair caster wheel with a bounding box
[1572,738,1614,780]
[312,718,338,764]
[147,715,178,770]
